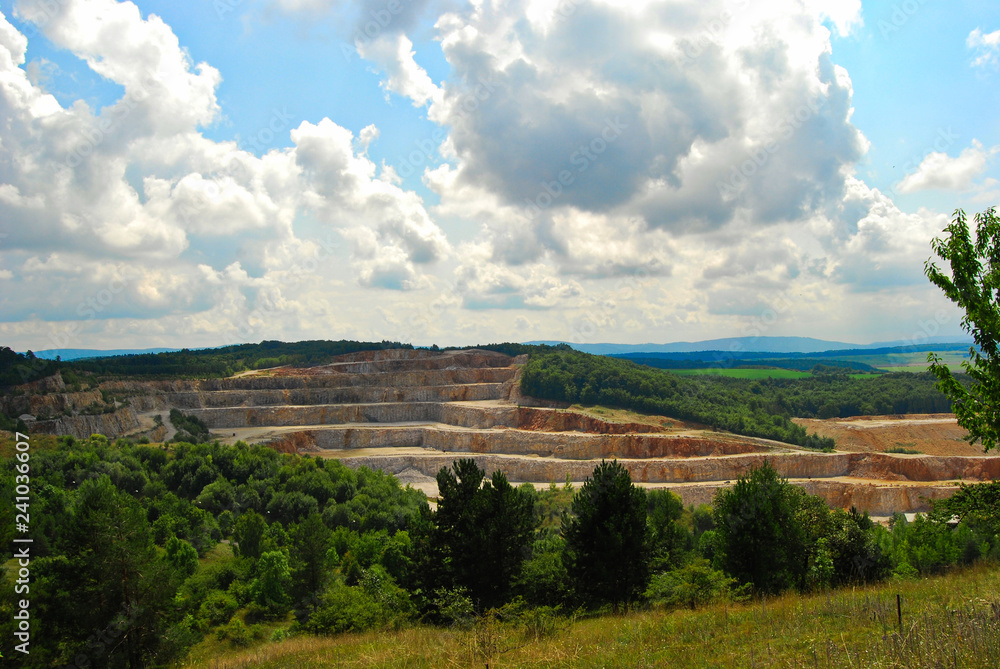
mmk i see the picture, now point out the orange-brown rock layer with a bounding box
[515,407,668,433]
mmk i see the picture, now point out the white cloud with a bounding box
[0,0,971,352]
[896,140,997,193]
[0,2,450,351]
[428,0,867,229]
[356,34,442,107]
[968,27,1000,69]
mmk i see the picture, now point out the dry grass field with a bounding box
[183,564,1000,669]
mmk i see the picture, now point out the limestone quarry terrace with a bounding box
[18,347,994,517]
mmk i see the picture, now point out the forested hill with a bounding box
[520,348,954,449]
[2,341,954,451]
[611,342,973,371]
[0,340,413,383]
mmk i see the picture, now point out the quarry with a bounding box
[17,348,996,517]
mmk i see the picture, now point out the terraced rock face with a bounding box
[18,348,992,514]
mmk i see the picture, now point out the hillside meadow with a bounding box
[184,563,1000,668]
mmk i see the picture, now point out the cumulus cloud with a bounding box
[831,177,948,291]
[422,0,867,233]
[0,1,450,351]
[0,0,969,350]
[452,241,583,310]
[896,140,997,193]
[968,27,1000,69]
[356,34,442,107]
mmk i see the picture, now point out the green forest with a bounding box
[0,340,413,384]
[520,349,955,449]
[1,433,996,666]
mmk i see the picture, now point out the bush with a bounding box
[216,618,253,647]
[305,583,387,635]
[645,559,748,609]
[432,586,476,628]
[198,590,239,627]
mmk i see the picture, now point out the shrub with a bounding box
[645,559,748,609]
[198,590,239,627]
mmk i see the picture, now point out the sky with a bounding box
[0,0,998,352]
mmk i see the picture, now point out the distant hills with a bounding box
[525,336,972,356]
[29,347,181,361]
[24,335,974,363]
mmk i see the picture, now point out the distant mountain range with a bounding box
[525,335,973,356]
[26,335,973,362]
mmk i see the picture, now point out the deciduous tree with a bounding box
[925,207,1000,451]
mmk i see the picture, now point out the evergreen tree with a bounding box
[35,476,175,666]
[291,512,333,605]
[712,462,806,594]
[562,460,649,611]
[431,459,537,610]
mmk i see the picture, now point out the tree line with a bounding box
[1,434,996,665]
[520,349,956,447]
[0,340,415,386]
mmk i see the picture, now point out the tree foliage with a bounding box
[562,460,649,611]
[522,349,881,448]
[925,207,1000,451]
[930,480,1000,536]
[429,459,537,610]
[712,462,807,594]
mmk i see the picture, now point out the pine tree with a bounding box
[562,460,649,611]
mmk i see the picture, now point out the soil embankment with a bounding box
[793,414,980,456]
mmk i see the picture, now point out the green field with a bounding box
[835,350,968,370]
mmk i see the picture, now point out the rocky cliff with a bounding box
[31,407,142,440]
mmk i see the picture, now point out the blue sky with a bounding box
[0,0,998,352]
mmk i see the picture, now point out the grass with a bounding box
[180,563,1000,668]
[200,540,235,566]
[565,405,679,429]
[0,430,59,458]
[878,365,963,373]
